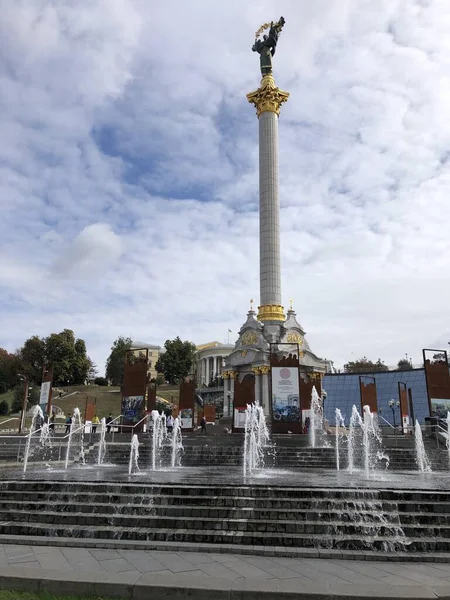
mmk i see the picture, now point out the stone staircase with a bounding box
[0,480,449,559]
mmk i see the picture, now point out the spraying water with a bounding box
[309,387,323,448]
[23,405,44,474]
[97,417,107,466]
[64,408,85,469]
[348,405,363,475]
[362,406,372,480]
[415,420,431,473]
[335,408,346,471]
[128,434,140,474]
[171,417,183,468]
[243,401,270,477]
[151,410,167,471]
[447,412,450,468]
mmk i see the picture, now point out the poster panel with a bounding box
[180,408,193,429]
[271,366,300,423]
[430,398,450,419]
[234,408,246,428]
[39,381,51,412]
[122,395,144,423]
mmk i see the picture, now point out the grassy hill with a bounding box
[0,383,182,430]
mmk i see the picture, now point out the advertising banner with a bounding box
[122,395,144,423]
[234,408,246,429]
[271,367,300,422]
[39,381,51,412]
[430,398,450,419]
[180,408,193,429]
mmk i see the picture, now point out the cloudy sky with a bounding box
[1,0,450,373]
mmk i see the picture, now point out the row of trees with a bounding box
[0,329,92,393]
[105,336,196,386]
[343,356,414,373]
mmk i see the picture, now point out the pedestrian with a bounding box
[49,412,56,435]
[64,415,72,435]
[91,414,100,435]
[166,414,174,434]
[200,415,207,435]
[106,413,113,433]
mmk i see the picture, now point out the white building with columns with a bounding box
[195,342,234,387]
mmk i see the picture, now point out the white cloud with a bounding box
[1,0,450,373]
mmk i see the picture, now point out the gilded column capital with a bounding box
[228,370,238,379]
[308,371,323,381]
[222,371,230,379]
[252,367,261,375]
[260,366,271,375]
[257,304,285,322]
[247,75,289,117]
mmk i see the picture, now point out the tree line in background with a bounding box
[343,356,414,373]
[105,336,196,386]
[0,329,92,414]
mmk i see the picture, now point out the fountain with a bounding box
[348,405,363,475]
[335,408,346,471]
[347,405,387,478]
[171,417,183,468]
[23,405,45,474]
[64,408,85,469]
[128,434,140,475]
[243,401,270,477]
[97,417,107,466]
[151,410,167,471]
[309,386,324,448]
[415,420,432,473]
[447,412,450,467]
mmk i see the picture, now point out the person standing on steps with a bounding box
[64,415,72,435]
[91,414,100,435]
[49,412,56,436]
[166,414,174,434]
[106,413,113,433]
[200,415,207,435]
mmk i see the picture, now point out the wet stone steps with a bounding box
[0,480,449,556]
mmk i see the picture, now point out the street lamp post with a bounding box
[388,399,400,429]
[17,374,28,434]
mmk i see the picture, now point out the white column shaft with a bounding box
[259,111,281,307]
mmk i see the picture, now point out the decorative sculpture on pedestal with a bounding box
[252,17,286,77]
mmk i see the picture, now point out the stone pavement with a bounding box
[1,543,450,598]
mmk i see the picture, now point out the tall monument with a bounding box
[222,18,330,427]
[247,17,289,324]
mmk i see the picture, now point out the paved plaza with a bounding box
[1,543,450,598]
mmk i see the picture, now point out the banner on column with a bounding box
[39,381,51,413]
[234,409,246,428]
[271,367,300,422]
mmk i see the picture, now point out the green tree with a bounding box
[11,383,40,414]
[105,337,132,386]
[155,337,196,384]
[94,376,108,386]
[18,336,45,383]
[0,348,24,392]
[343,356,389,373]
[45,329,76,384]
[72,339,90,384]
[397,358,412,371]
